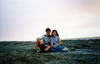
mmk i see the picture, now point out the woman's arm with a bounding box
[58,36,62,45]
[54,36,62,46]
[51,38,54,47]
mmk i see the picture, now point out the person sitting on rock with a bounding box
[50,30,68,52]
[33,28,51,53]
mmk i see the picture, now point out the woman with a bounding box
[50,30,68,52]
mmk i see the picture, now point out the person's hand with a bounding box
[53,45,57,48]
[55,44,59,46]
[51,44,59,48]
[54,45,57,47]
[51,45,56,48]
[51,46,55,48]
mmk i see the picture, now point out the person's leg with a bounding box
[34,38,43,50]
[56,45,64,50]
[55,45,68,52]
[50,45,64,52]
[34,38,51,52]
[50,48,58,52]
[39,44,51,52]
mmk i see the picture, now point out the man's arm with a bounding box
[51,38,54,47]
[58,36,62,45]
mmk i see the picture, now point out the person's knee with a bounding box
[36,38,40,41]
[40,42,43,45]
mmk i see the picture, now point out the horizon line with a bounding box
[0,36,100,42]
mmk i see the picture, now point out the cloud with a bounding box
[0,0,100,41]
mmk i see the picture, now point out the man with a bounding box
[33,28,51,53]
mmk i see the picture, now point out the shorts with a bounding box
[39,44,47,51]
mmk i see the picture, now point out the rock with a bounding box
[0,39,100,64]
[0,60,5,64]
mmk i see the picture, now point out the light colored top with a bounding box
[41,34,51,45]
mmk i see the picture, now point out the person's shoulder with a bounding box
[43,34,46,36]
[57,36,60,39]
[42,34,47,38]
[56,36,59,37]
[40,34,46,38]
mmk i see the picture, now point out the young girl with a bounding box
[50,30,68,52]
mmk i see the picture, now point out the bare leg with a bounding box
[34,38,51,52]
[34,38,43,50]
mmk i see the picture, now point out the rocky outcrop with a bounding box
[0,39,100,64]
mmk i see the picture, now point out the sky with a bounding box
[0,0,100,41]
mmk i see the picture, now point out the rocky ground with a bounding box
[0,39,100,64]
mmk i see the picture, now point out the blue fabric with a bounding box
[50,45,64,52]
[51,36,67,52]
[51,36,59,45]
[41,34,51,46]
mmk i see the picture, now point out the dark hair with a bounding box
[51,30,59,37]
[45,28,51,32]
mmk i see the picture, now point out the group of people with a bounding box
[33,28,68,53]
